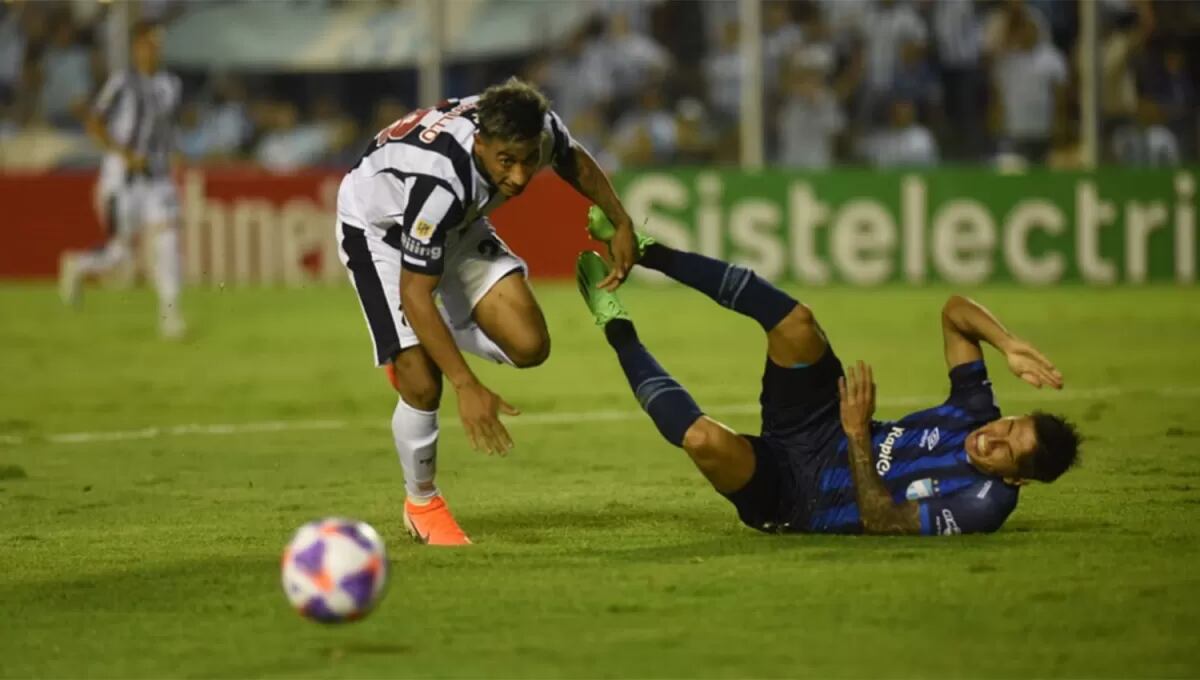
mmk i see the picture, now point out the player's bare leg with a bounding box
[680,417,757,494]
[387,345,470,546]
[766,304,828,367]
[471,270,551,368]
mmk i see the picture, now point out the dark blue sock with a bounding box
[604,319,703,447]
[639,243,797,331]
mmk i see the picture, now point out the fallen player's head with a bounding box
[474,78,550,197]
[966,411,1081,483]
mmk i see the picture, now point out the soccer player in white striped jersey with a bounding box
[337,78,638,545]
[59,20,185,339]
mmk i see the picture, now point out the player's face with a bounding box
[134,28,164,70]
[474,135,541,197]
[965,416,1038,480]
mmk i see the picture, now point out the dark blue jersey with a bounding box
[809,361,1020,535]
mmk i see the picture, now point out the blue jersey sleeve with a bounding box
[917,479,1018,535]
[945,360,1001,421]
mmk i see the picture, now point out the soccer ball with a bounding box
[281,518,388,623]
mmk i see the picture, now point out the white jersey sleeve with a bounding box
[92,71,128,121]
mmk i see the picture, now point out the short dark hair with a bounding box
[476,77,549,143]
[1026,411,1082,482]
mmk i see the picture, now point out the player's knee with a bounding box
[682,419,725,471]
[389,356,442,409]
[506,333,551,368]
[772,303,816,336]
[395,378,442,410]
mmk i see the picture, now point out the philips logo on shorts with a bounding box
[401,232,443,260]
[876,426,904,474]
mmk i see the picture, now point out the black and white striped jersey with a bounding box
[336,95,576,276]
[92,69,182,179]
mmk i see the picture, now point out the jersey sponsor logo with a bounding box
[919,427,940,451]
[412,218,437,243]
[935,508,961,536]
[905,478,939,500]
[400,233,444,260]
[877,426,905,474]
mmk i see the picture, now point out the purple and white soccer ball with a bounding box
[281,518,388,623]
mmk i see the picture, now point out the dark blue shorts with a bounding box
[723,347,845,532]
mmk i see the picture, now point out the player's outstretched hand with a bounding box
[838,360,876,438]
[598,224,637,291]
[456,381,520,456]
[1005,339,1063,390]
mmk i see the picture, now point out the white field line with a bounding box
[1,386,1198,448]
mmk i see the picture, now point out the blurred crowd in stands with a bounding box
[1,0,1197,172]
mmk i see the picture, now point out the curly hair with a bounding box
[476,77,549,143]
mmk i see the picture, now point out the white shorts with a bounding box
[97,176,180,237]
[337,218,527,366]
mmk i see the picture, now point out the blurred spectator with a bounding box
[254,99,339,172]
[1099,2,1154,129]
[763,1,804,95]
[1143,43,1196,156]
[610,83,678,168]
[856,0,928,124]
[984,0,1050,56]
[859,97,938,167]
[178,75,252,162]
[598,12,671,107]
[674,96,718,165]
[543,16,611,127]
[891,37,942,125]
[705,19,742,125]
[818,0,871,52]
[776,48,844,169]
[933,0,986,159]
[1111,97,1181,166]
[368,97,408,138]
[36,18,93,129]
[0,4,25,107]
[990,6,1068,163]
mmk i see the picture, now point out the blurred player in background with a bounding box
[338,78,638,545]
[577,209,1081,536]
[58,20,185,339]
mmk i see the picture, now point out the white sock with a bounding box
[152,226,182,317]
[451,322,514,366]
[393,397,439,500]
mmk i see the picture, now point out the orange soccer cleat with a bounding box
[403,496,473,546]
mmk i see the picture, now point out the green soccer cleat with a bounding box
[586,206,656,260]
[575,251,631,326]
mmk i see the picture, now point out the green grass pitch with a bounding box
[1,282,1198,678]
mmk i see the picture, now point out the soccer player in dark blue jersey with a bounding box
[579,209,1081,536]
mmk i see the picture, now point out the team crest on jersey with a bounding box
[412,219,437,243]
[905,478,939,500]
